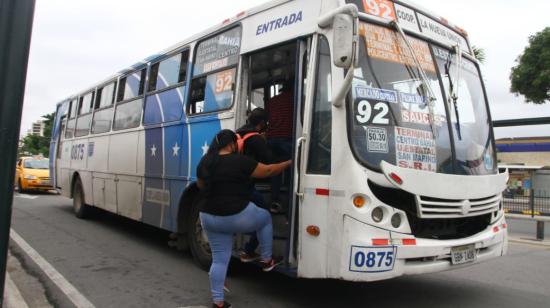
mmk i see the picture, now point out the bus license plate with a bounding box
[349,246,396,273]
[451,245,476,265]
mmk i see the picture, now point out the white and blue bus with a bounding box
[50,0,509,281]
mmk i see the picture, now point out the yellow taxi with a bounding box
[15,156,53,193]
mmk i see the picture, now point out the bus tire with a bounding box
[187,198,211,271]
[72,177,90,219]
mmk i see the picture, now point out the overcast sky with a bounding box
[22,0,550,138]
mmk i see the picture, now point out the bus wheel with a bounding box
[187,199,211,271]
[72,178,90,219]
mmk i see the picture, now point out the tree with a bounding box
[510,27,550,104]
[472,46,486,64]
[19,112,55,157]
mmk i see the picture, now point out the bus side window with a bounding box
[65,99,77,139]
[188,27,241,115]
[307,36,332,175]
[144,50,189,124]
[75,91,94,137]
[116,68,146,103]
[92,81,116,134]
[189,76,206,114]
[148,50,189,92]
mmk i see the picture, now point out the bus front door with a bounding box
[293,34,334,277]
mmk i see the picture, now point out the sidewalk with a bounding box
[3,249,53,308]
[3,269,29,308]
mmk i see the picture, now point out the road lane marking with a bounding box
[4,273,30,308]
[14,194,38,200]
[10,229,96,308]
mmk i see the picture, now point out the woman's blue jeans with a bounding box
[200,202,273,302]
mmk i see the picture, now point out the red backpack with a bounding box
[236,132,260,154]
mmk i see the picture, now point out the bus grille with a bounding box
[415,195,501,219]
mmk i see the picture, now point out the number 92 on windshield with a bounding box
[349,246,397,273]
[355,99,392,126]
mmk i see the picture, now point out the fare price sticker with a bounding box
[367,127,389,153]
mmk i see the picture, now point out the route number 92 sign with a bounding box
[349,246,397,273]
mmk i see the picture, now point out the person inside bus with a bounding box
[265,80,294,213]
[236,108,276,262]
[197,129,291,308]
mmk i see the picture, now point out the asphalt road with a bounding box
[8,193,550,308]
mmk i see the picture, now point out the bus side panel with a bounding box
[59,141,73,198]
[164,124,188,231]
[109,130,141,220]
[88,134,112,211]
[143,127,167,228]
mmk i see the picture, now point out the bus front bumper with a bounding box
[338,214,507,282]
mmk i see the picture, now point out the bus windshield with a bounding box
[347,22,496,175]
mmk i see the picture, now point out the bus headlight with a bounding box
[372,207,384,223]
[391,213,402,228]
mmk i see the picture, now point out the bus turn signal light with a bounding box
[306,226,320,237]
[353,196,366,208]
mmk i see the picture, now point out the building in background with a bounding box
[27,120,45,137]
[497,137,550,197]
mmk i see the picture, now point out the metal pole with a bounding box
[536,221,545,241]
[0,0,36,304]
[530,170,535,218]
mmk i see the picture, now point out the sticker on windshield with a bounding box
[355,87,398,103]
[355,100,392,126]
[366,127,389,153]
[401,110,432,125]
[399,92,428,106]
[362,23,436,73]
[395,127,436,172]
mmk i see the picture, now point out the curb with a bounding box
[3,272,30,308]
[505,214,550,222]
[508,237,550,248]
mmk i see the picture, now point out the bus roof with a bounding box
[54,0,470,107]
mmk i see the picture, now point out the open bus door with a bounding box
[49,100,69,189]
[239,37,313,270]
[293,35,335,276]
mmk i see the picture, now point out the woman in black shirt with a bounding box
[197,129,291,308]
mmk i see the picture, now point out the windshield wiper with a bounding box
[391,21,438,138]
[446,45,463,140]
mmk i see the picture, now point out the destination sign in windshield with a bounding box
[346,0,470,53]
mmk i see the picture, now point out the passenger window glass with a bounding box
[148,51,189,92]
[75,114,91,137]
[117,69,146,102]
[307,36,332,175]
[92,107,114,134]
[96,82,116,109]
[113,99,143,130]
[189,27,241,114]
[69,99,77,119]
[79,92,94,115]
[144,86,185,125]
[65,119,75,139]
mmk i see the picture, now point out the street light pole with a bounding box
[0,0,36,303]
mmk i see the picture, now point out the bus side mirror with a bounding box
[332,14,354,69]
